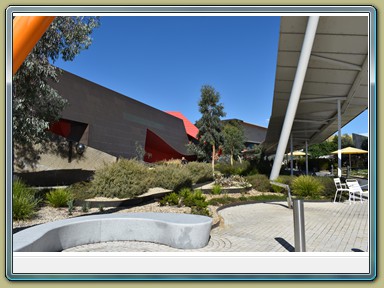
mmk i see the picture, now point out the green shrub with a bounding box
[67,199,74,215]
[153,160,212,184]
[182,189,208,208]
[316,177,336,199]
[184,161,213,183]
[152,164,192,192]
[245,174,272,192]
[190,205,210,216]
[82,201,90,212]
[89,159,152,198]
[208,195,234,206]
[160,188,210,216]
[239,196,248,202]
[46,188,73,208]
[159,192,180,206]
[68,181,95,201]
[178,187,194,198]
[12,180,40,220]
[211,184,222,195]
[187,191,210,216]
[291,176,324,199]
[215,161,250,176]
[182,189,210,216]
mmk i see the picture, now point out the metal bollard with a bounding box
[293,199,306,252]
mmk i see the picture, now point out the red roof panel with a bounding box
[166,111,199,139]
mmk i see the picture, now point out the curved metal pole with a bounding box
[13,16,55,75]
[270,16,320,180]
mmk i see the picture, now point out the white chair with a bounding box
[346,179,369,204]
[333,178,349,203]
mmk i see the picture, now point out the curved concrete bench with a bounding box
[13,213,212,252]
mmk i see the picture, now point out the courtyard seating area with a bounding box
[333,177,369,204]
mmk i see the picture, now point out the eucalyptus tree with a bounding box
[222,121,245,166]
[12,16,100,167]
[193,85,226,174]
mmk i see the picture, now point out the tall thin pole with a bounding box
[270,16,320,180]
[337,99,342,177]
[305,140,309,175]
[290,135,294,176]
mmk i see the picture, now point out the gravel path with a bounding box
[12,202,193,230]
[12,189,276,231]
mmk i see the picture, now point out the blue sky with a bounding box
[54,16,368,136]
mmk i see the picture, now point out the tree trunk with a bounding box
[230,148,234,166]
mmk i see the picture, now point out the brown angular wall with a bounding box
[49,69,194,160]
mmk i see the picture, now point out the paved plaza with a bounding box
[64,201,369,253]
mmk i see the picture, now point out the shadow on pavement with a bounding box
[275,237,295,252]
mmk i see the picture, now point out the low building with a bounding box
[352,133,368,149]
[15,69,198,186]
[222,119,267,149]
[222,119,267,160]
[48,69,196,163]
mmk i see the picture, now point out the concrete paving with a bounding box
[64,201,369,252]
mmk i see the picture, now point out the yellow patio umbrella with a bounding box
[331,147,368,168]
[285,150,307,156]
[285,151,309,172]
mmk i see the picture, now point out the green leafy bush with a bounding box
[160,188,210,216]
[215,161,250,176]
[12,180,40,220]
[153,160,212,185]
[208,195,234,206]
[67,199,74,215]
[211,184,222,195]
[68,181,95,201]
[83,159,212,200]
[181,189,208,209]
[159,192,180,206]
[151,164,192,192]
[316,177,336,199]
[82,201,90,212]
[89,159,152,198]
[184,161,213,183]
[187,190,210,216]
[46,188,73,208]
[291,176,324,199]
[190,205,210,216]
[245,174,272,192]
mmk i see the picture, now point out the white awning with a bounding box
[263,16,369,154]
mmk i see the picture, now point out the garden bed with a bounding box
[194,181,252,194]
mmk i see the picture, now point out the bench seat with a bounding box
[13,212,212,252]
